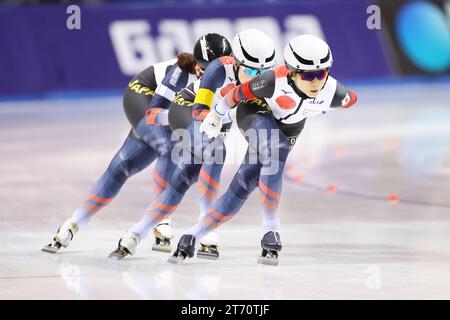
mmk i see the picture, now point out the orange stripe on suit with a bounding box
[259,180,280,200]
[150,200,178,212]
[199,168,219,190]
[82,202,102,214]
[153,170,169,188]
[259,193,279,210]
[204,209,235,228]
[198,180,216,200]
[153,183,164,195]
[87,194,112,204]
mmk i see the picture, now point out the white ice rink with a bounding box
[1,82,450,299]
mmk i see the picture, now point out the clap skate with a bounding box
[197,230,219,260]
[42,222,79,253]
[152,219,173,253]
[108,231,140,260]
[167,234,196,264]
[257,231,282,266]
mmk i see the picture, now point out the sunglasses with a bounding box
[298,69,329,81]
[242,66,270,77]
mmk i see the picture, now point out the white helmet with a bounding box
[232,29,276,69]
[284,34,332,72]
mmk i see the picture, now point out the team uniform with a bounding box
[42,58,198,253]
[105,33,235,259]
[117,56,242,260]
[176,64,357,265]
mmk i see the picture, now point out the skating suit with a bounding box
[192,65,358,236]
[73,59,198,220]
[139,56,245,226]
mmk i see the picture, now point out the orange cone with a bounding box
[327,184,336,192]
[388,193,399,204]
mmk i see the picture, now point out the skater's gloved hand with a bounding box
[199,108,223,139]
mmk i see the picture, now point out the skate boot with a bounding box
[257,231,282,266]
[167,234,196,264]
[152,218,173,253]
[42,221,79,253]
[108,231,140,260]
[197,230,219,260]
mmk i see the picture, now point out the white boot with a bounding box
[197,230,219,260]
[42,221,79,253]
[108,231,140,260]
[200,230,219,246]
[152,218,173,253]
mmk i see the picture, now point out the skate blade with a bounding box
[152,244,171,253]
[197,251,219,260]
[257,256,279,266]
[41,244,59,254]
[167,255,185,264]
[108,251,127,260]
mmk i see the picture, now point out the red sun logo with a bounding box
[276,95,296,109]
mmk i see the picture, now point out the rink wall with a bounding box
[0,0,448,97]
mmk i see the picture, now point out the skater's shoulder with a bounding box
[329,77,358,109]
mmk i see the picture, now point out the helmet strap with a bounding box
[233,64,241,85]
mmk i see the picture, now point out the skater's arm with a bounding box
[191,59,227,120]
[148,66,190,110]
[147,53,196,110]
[330,81,357,109]
[145,54,196,126]
[214,70,276,116]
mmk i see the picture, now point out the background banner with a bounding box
[0,0,448,97]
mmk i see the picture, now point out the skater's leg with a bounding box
[197,130,227,217]
[110,159,202,259]
[187,149,262,240]
[69,87,160,227]
[113,120,223,259]
[198,161,225,219]
[196,156,227,258]
[42,132,158,254]
[151,154,179,251]
[69,131,157,227]
[129,160,202,240]
[257,117,290,236]
[127,119,221,240]
[152,156,171,196]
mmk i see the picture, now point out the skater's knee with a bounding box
[108,155,140,181]
[229,168,260,200]
[169,165,200,193]
[260,136,290,165]
[153,140,173,158]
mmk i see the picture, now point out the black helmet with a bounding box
[194,33,232,70]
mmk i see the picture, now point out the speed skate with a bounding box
[196,230,219,260]
[108,231,140,260]
[151,219,173,253]
[167,234,196,264]
[41,222,79,254]
[257,231,282,266]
